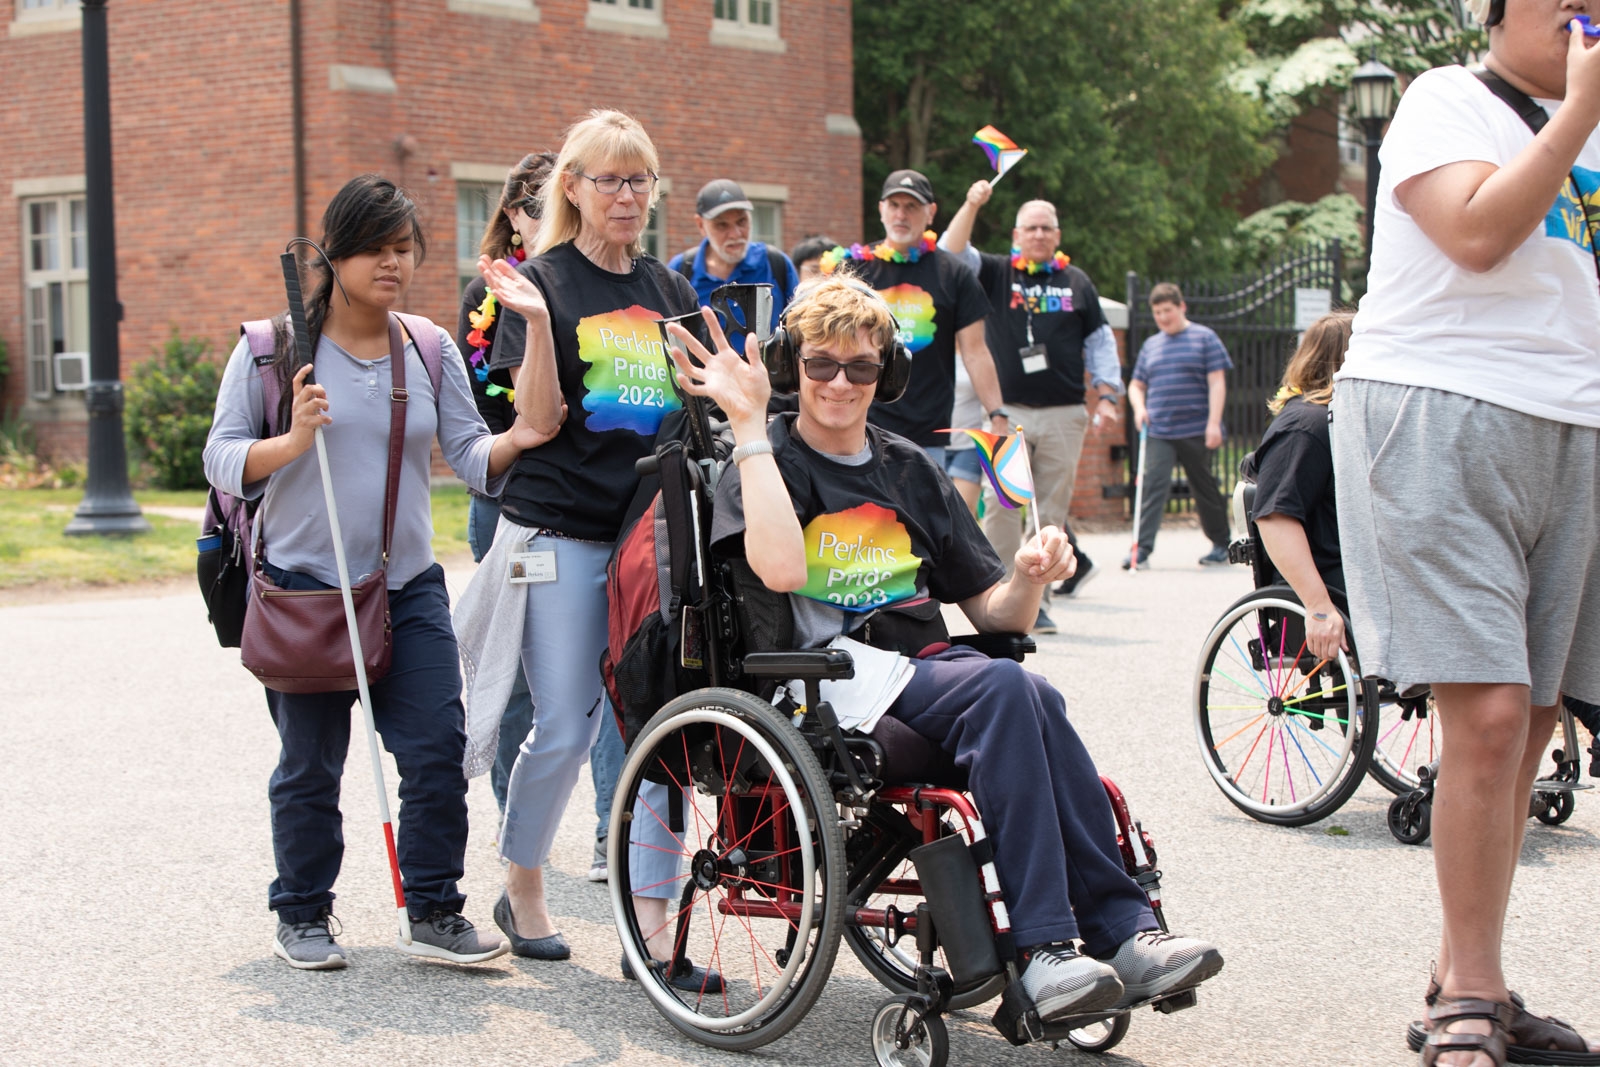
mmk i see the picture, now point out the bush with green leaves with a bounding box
[125,330,223,490]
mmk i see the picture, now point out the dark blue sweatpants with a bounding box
[262,562,469,923]
[887,646,1155,951]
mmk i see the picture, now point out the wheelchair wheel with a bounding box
[1368,687,1438,796]
[1194,588,1377,826]
[1066,1013,1131,1053]
[843,806,1007,1011]
[1388,792,1431,845]
[1533,790,1574,826]
[871,998,948,1067]
[609,688,847,1051]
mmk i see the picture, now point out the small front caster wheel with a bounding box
[1388,793,1431,845]
[1066,1012,1131,1053]
[871,997,949,1067]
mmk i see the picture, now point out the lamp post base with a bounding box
[65,500,152,536]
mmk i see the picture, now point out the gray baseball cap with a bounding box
[880,169,935,204]
[695,179,755,219]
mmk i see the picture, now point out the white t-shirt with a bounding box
[1340,65,1600,427]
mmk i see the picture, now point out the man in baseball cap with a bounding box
[669,178,799,339]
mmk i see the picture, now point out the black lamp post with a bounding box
[67,0,148,535]
[1352,56,1400,267]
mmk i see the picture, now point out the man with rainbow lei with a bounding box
[818,169,1009,468]
[938,180,1125,618]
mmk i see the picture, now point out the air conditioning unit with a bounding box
[54,351,90,391]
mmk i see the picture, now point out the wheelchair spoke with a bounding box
[1236,718,1273,778]
[1214,713,1267,751]
[1278,727,1297,803]
[1226,634,1272,697]
[1283,718,1324,786]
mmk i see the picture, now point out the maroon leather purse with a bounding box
[240,318,408,694]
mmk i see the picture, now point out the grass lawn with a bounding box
[0,484,476,593]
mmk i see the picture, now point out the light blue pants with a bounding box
[497,533,682,900]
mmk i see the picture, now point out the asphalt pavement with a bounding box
[2,525,1595,1066]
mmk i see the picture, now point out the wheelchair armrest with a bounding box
[949,632,1035,661]
[742,649,855,680]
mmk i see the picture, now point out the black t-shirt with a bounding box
[848,250,990,447]
[975,253,1108,407]
[1241,396,1343,593]
[711,414,1005,647]
[489,242,699,540]
[456,275,517,437]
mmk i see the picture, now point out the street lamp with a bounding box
[67,0,148,535]
[1352,55,1399,266]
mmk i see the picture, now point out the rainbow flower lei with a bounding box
[819,231,938,274]
[1010,248,1070,275]
[466,246,525,401]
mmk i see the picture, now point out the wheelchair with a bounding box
[1197,480,1588,839]
[606,394,1203,1065]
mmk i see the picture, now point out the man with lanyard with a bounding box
[821,169,1009,463]
[939,180,1125,623]
[669,179,799,344]
[660,276,1225,1026]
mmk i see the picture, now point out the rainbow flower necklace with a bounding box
[1011,248,1070,275]
[466,245,526,401]
[819,231,937,274]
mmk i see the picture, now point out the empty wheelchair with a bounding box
[604,402,1205,1065]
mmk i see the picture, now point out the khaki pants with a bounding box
[983,403,1090,599]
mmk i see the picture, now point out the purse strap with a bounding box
[379,315,408,566]
[1474,68,1600,279]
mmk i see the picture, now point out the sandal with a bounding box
[1408,985,1600,1064]
[1420,996,1518,1067]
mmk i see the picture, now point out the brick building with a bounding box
[2,0,861,458]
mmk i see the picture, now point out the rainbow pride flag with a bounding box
[945,428,1033,509]
[972,125,1028,181]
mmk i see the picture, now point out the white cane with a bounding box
[1129,424,1149,572]
[283,244,412,945]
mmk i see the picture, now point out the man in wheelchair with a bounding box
[662,275,1223,1023]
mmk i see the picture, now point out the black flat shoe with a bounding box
[621,951,724,993]
[494,891,570,960]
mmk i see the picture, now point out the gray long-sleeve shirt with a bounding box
[203,325,508,589]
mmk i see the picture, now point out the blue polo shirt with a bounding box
[1132,323,1232,440]
[667,239,799,335]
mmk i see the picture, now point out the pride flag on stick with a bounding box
[944,426,1042,540]
[972,125,1028,185]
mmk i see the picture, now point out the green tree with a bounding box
[855,0,1276,285]
[125,330,222,490]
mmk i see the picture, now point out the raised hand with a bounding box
[479,253,548,321]
[666,307,771,429]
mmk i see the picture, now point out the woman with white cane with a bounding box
[204,175,555,969]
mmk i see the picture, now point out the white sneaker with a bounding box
[1017,944,1123,1022]
[1101,929,1224,1008]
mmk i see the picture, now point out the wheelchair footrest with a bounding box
[1153,987,1199,1014]
[990,980,1044,1047]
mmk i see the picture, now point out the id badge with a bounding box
[508,549,557,584]
[1019,343,1049,375]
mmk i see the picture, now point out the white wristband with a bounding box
[730,439,774,466]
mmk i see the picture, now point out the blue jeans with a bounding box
[469,493,535,814]
[262,562,468,923]
[888,647,1154,951]
[591,715,625,845]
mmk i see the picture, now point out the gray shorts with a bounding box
[1331,378,1600,707]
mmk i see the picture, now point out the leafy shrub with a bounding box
[125,331,222,490]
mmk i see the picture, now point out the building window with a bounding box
[592,0,656,11]
[641,197,666,260]
[751,200,782,249]
[457,181,497,294]
[714,0,775,30]
[17,0,80,16]
[22,195,88,400]
[588,0,664,34]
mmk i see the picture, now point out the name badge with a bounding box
[1019,344,1049,375]
[508,549,557,584]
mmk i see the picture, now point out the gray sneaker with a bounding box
[588,836,608,882]
[273,911,347,970]
[399,911,510,964]
[1101,929,1224,1008]
[1017,943,1123,1022]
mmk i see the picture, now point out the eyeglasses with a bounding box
[579,173,658,196]
[800,355,884,385]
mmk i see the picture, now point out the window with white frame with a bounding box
[17,0,80,17]
[751,200,782,250]
[641,197,666,260]
[592,0,656,12]
[715,0,774,29]
[457,181,497,294]
[22,195,88,400]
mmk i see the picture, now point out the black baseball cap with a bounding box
[880,169,935,204]
[695,179,755,219]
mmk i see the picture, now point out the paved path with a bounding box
[2,527,1595,1066]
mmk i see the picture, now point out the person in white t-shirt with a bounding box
[1334,3,1600,1065]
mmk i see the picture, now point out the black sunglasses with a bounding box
[509,195,542,219]
[800,355,884,385]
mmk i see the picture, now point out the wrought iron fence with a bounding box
[1120,241,1344,512]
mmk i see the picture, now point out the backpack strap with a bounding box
[240,319,284,437]
[392,311,445,400]
[674,245,700,281]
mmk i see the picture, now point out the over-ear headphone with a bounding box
[761,277,912,403]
